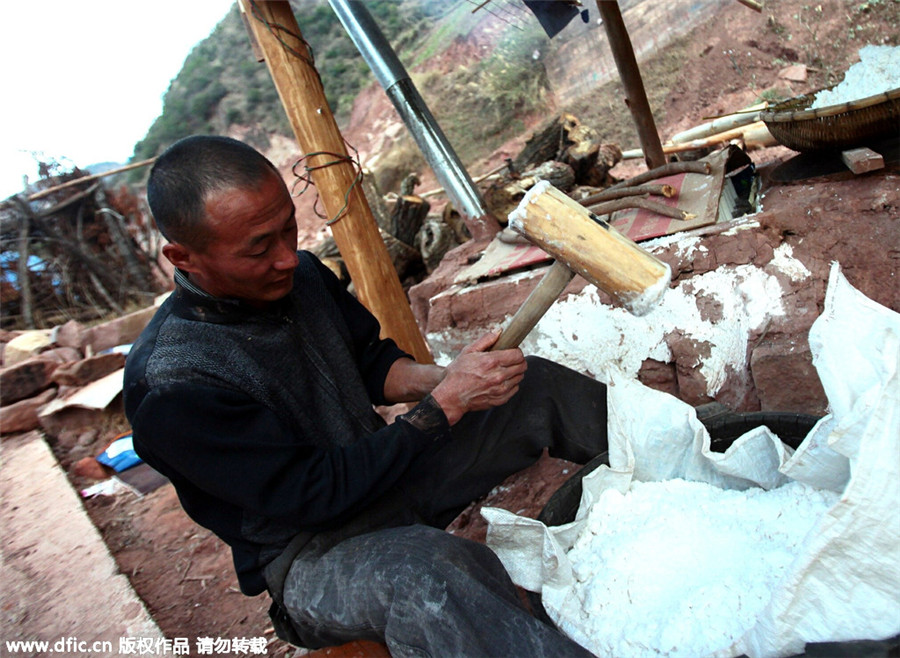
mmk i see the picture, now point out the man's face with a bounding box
[176,171,300,306]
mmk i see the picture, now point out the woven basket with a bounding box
[761,86,900,152]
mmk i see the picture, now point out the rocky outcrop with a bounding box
[415,169,899,417]
[0,300,165,437]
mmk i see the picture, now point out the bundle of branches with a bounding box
[0,171,168,330]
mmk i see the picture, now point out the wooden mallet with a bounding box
[493,180,671,351]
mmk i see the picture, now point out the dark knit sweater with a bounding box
[123,251,450,595]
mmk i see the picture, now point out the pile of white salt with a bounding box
[811,44,900,108]
[549,478,839,658]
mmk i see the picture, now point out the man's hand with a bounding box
[430,331,527,425]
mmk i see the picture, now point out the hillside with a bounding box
[131,0,898,225]
[131,1,503,162]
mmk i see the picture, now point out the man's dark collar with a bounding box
[172,268,290,322]
[174,268,215,299]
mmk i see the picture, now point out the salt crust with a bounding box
[551,479,839,658]
[811,44,900,109]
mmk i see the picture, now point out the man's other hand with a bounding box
[431,331,527,425]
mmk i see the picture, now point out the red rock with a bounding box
[72,457,113,480]
[40,347,83,364]
[0,388,57,434]
[446,450,576,544]
[778,63,807,82]
[52,320,86,350]
[668,332,714,406]
[638,359,679,397]
[0,359,60,406]
[38,406,105,439]
[53,352,126,387]
[750,335,827,414]
[81,306,157,354]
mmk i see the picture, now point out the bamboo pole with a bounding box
[419,161,509,199]
[595,1,666,170]
[239,0,431,364]
[621,121,776,159]
[668,103,767,143]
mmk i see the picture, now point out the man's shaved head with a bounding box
[147,135,280,249]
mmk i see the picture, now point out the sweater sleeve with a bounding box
[304,252,412,405]
[131,381,450,528]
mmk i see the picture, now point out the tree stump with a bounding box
[560,125,623,188]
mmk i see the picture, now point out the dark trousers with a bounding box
[281,357,607,657]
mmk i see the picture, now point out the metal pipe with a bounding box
[327,0,499,239]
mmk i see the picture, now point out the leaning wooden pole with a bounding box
[239,0,432,364]
[595,0,666,170]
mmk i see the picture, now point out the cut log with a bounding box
[560,125,622,188]
[361,171,392,233]
[417,217,460,274]
[512,114,575,172]
[381,229,424,281]
[311,230,424,283]
[441,203,471,244]
[390,194,430,247]
[483,161,576,225]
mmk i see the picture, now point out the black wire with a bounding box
[247,0,365,227]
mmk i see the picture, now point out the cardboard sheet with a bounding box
[604,148,730,241]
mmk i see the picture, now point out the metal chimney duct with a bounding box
[327,0,499,239]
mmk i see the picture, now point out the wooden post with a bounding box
[239,0,432,364]
[595,1,666,170]
[13,199,35,328]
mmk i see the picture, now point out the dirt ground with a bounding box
[45,1,899,656]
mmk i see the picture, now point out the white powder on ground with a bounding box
[519,262,787,393]
[548,479,839,658]
[811,44,900,108]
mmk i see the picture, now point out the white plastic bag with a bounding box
[483,264,900,657]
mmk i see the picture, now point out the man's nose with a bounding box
[273,240,300,270]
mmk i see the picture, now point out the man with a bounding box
[124,135,608,657]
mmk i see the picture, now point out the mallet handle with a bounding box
[492,261,575,351]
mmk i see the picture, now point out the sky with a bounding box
[0,0,238,200]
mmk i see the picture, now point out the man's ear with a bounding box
[162,242,195,272]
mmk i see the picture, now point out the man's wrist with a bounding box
[398,394,452,441]
[384,360,447,403]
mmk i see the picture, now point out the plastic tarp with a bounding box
[483,263,900,657]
